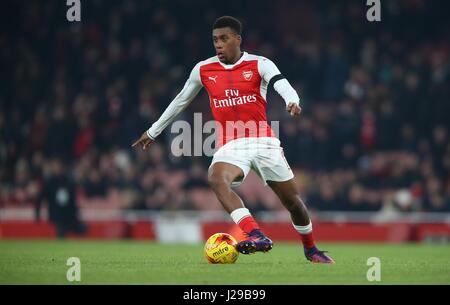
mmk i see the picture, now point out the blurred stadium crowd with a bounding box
[1,0,449,214]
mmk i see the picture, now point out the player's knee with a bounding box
[208,172,231,192]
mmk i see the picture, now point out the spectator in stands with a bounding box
[35,158,87,238]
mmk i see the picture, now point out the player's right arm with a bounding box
[132,63,203,150]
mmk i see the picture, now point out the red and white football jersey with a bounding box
[147,52,299,148]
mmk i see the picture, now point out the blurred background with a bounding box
[0,0,449,242]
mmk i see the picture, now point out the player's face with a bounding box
[212,27,241,64]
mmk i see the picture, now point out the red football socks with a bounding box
[299,232,316,249]
[238,216,260,235]
[293,222,316,249]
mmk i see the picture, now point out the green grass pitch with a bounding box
[0,240,449,284]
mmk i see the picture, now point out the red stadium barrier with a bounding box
[1,220,449,242]
[0,221,56,239]
[73,220,129,239]
[201,221,413,243]
[0,221,129,239]
[302,222,412,243]
[414,223,450,241]
[129,221,157,240]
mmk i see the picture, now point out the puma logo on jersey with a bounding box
[208,75,218,83]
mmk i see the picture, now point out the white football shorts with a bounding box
[209,137,294,187]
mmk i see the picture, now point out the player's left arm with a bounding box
[259,57,301,117]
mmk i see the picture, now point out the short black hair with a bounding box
[213,16,242,35]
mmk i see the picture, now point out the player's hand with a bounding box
[131,132,154,150]
[286,102,302,117]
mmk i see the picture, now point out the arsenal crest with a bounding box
[242,70,253,81]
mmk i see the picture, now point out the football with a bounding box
[204,233,239,264]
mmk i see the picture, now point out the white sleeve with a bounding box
[259,57,300,106]
[273,79,300,106]
[258,57,282,84]
[146,63,203,139]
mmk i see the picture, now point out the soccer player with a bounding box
[132,16,334,263]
